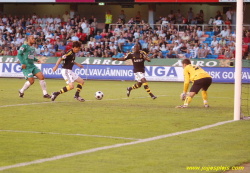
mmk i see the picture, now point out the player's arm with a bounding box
[17,45,26,69]
[111,53,131,61]
[180,67,190,100]
[111,57,126,61]
[53,57,63,72]
[183,68,190,93]
[74,62,83,68]
[142,51,151,62]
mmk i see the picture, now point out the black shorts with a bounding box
[190,77,212,94]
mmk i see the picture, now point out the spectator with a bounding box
[196,27,204,38]
[180,42,187,54]
[226,8,233,22]
[224,18,231,29]
[166,50,176,58]
[93,31,102,42]
[175,9,183,24]
[198,10,204,24]
[88,15,95,25]
[119,10,126,24]
[135,11,141,24]
[204,43,213,55]
[219,37,227,47]
[213,44,221,55]
[189,44,197,59]
[3,47,11,56]
[109,42,117,51]
[118,35,126,52]
[16,35,25,45]
[215,11,223,20]
[90,18,98,35]
[58,42,66,53]
[187,8,194,24]
[198,44,207,59]
[168,10,175,24]
[213,16,223,25]
[82,23,90,40]
[42,48,51,56]
[42,14,48,24]
[34,44,41,56]
[213,27,220,37]
[11,46,18,56]
[70,32,79,42]
[76,29,86,44]
[47,15,53,24]
[52,15,60,24]
[45,31,53,41]
[224,47,234,59]
[184,49,192,59]
[243,32,250,52]
[217,27,229,38]
[105,10,113,32]
[62,11,70,23]
[116,18,123,27]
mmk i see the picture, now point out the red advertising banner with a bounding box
[135,0,219,2]
[56,0,94,2]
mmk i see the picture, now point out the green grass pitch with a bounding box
[0,78,249,173]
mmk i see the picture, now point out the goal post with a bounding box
[234,0,243,120]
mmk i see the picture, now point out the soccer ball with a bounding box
[95,91,104,100]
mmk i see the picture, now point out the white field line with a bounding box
[0,130,139,141]
[0,119,236,171]
[0,95,233,108]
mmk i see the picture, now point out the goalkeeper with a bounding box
[176,59,212,108]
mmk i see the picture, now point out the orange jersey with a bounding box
[183,64,211,92]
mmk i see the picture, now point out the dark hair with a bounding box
[182,59,191,65]
[73,41,81,48]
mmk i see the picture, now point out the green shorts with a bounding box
[22,66,41,80]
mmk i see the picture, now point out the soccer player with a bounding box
[51,41,85,102]
[176,59,212,108]
[17,35,51,98]
[111,43,157,100]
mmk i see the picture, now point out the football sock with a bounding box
[59,85,71,94]
[202,90,208,104]
[132,83,140,90]
[143,82,152,96]
[20,81,31,93]
[75,83,83,97]
[39,80,48,95]
[184,96,192,106]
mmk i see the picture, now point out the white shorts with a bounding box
[134,72,145,82]
[61,69,79,84]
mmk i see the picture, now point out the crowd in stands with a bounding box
[0,8,249,60]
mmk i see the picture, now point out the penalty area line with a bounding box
[0,130,140,141]
[0,119,236,171]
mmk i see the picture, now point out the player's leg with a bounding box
[19,68,35,98]
[141,78,157,100]
[201,78,212,107]
[35,70,51,98]
[51,69,74,101]
[183,92,196,107]
[74,77,85,102]
[127,81,142,97]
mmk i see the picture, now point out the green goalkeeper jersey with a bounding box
[17,43,38,68]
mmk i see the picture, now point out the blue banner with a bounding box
[204,67,250,83]
[41,64,134,80]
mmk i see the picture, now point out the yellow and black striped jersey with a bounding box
[61,49,75,70]
[124,50,147,73]
[183,64,211,92]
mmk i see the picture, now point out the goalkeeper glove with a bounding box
[180,92,186,101]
